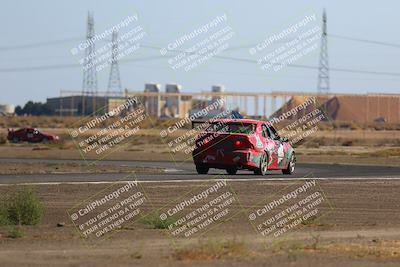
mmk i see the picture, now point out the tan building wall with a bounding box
[271,95,400,123]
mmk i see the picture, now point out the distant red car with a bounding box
[192,119,295,175]
[7,128,59,143]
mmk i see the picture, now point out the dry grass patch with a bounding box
[323,239,400,258]
[360,148,400,157]
[172,238,249,261]
[0,162,164,175]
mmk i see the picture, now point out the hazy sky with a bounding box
[0,0,399,106]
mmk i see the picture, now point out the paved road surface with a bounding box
[0,158,399,184]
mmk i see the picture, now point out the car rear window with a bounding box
[206,122,255,134]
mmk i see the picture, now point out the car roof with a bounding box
[211,118,265,125]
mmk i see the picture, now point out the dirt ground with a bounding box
[0,179,399,267]
[0,162,163,175]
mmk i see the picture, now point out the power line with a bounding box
[0,56,169,72]
[1,51,400,79]
[329,34,400,48]
[2,31,400,53]
[0,37,84,51]
[2,56,400,86]
[1,31,400,78]
[140,44,400,77]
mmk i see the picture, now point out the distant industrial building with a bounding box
[46,95,129,116]
[0,104,15,116]
[211,85,226,109]
[188,85,228,119]
[324,95,400,123]
[143,83,161,117]
[162,84,193,118]
[47,83,194,118]
[164,84,182,117]
[271,95,400,123]
[142,83,193,118]
[47,86,400,123]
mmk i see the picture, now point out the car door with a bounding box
[25,129,38,142]
[261,124,279,169]
[25,129,34,141]
[267,125,287,169]
[32,130,42,142]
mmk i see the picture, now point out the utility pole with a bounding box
[107,30,122,94]
[317,9,330,94]
[82,12,98,115]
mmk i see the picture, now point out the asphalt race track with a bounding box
[0,158,399,184]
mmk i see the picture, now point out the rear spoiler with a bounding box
[191,120,210,130]
[191,118,234,130]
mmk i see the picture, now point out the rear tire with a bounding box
[254,152,268,176]
[12,137,19,143]
[195,164,209,174]
[226,167,237,175]
[282,154,296,175]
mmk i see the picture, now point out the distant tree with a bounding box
[14,106,23,115]
[15,101,54,116]
[42,103,54,115]
[23,101,37,115]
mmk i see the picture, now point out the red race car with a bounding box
[192,119,295,175]
[7,128,59,143]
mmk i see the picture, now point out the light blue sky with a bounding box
[0,0,399,106]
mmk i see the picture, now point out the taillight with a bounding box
[233,139,253,149]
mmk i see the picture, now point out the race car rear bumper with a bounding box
[193,149,261,170]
